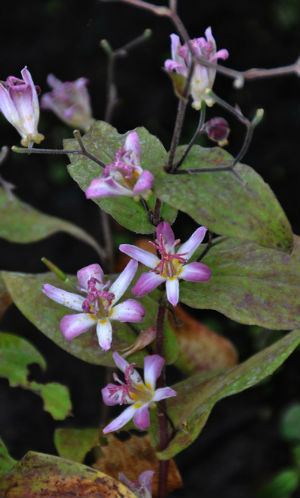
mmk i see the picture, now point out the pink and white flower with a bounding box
[119,470,154,498]
[120,222,211,307]
[102,352,176,433]
[42,260,144,351]
[85,132,154,200]
[41,74,93,131]
[0,67,44,147]
[164,28,229,110]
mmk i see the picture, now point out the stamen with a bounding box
[148,234,188,277]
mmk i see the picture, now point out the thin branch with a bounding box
[12,145,106,169]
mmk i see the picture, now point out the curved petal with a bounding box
[96,319,112,351]
[170,33,181,62]
[133,170,154,194]
[138,471,155,493]
[132,272,165,297]
[133,404,150,430]
[21,67,39,121]
[77,263,104,291]
[42,284,84,311]
[125,131,141,164]
[60,313,95,340]
[85,177,132,199]
[166,278,179,306]
[110,299,145,323]
[103,404,136,434]
[180,262,212,282]
[109,259,138,303]
[102,383,132,406]
[152,386,177,402]
[119,244,159,269]
[143,355,165,390]
[112,352,142,384]
[164,59,184,72]
[211,48,229,61]
[177,226,207,260]
[156,222,175,251]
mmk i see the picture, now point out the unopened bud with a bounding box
[204,117,230,146]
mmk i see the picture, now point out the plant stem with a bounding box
[11,145,106,169]
[155,295,169,498]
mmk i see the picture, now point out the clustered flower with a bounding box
[164,27,229,109]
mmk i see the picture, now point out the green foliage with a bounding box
[154,145,293,252]
[280,403,300,442]
[257,469,299,498]
[180,235,300,329]
[0,438,16,478]
[65,121,177,234]
[0,332,71,420]
[0,188,102,257]
[54,428,99,463]
[1,271,178,367]
[153,329,300,459]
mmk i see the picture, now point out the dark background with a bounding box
[0,0,299,497]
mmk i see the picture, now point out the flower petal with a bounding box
[112,352,142,384]
[109,259,138,303]
[42,284,84,311]
[133,404,150,430]
[144,355,165,390]
[96,319,112,351]
[125,131,141,164]
[138,471,155,493]
[102,383,132,406]
[119,244,159,269]
[180,262,212,282]
[60,313,96,340]
[77,263,104,291]
[132,272,165,297]
[110,299,145,323]
[152,386,177,402]
[103,404,136,434]
[133,170,154,194]
[211,48,229,61]
[85,177,132,199]
[166,278,179,306]
[177,226,207,260]
[156,222,175,251]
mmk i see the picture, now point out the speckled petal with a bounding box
[109,259,138,303]
[177,226,207,260]
[42,284,84,311]
[180,262,211,282]
[60,313,95,340]
[77,263,104,291]
[110,299,145,323]
[132,272,165,297]
[96,319,112,351]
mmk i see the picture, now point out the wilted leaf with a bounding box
[65,121,177,234]
[0,452,137,497]
[93,434,182,497]
[55,428,99,464]
[0,274,12,318]
[0,188,103,257]
[1,271,177,367]
[0,332,71,420]
[121,327,156,358]
[154,145,293,252]
[169,306,238,374]
[180,235,300,330]
[0,438,16,478]
[156,329,300,459]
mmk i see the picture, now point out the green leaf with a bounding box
[257,468,299,498]
[54,428,99,463]
[0,438,16,478]
[0,274,12,318]
[0,452,137,498]
[154,145,293,252]
[155,329,300,459]
[1,271,177,367]
[0,332,71,420]
[0,188,104,258]
[180,235,300,330]
[280,403,300,442]
[65,121,177,234]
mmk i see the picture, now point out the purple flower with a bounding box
[119,470,154,498]
[164,28,229,110]
[42,261,144,351]
[0,67,44,147]
[85,132,154,200]
[120,222,211,307]
[204,117,230,146]
[102,352,176,433]
[41,74,93,131]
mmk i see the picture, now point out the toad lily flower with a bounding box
[119,470,154,498]
[120,222,211,307]
[164,27,229,109]
[102,352,176,433]
[41,74,93,131]
[0,67,44,147]
[42,260,144,351]
[85,132,154,200]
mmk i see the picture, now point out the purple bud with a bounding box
[204,117,230,146]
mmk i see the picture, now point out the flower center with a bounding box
[82,277,114,318]
[149,234,187,279]
[108,364,153,405]
[104,148,140,190]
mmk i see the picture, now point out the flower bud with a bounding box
[204,117,230,146]
[41,75,93,131]
[0,67,44,147]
